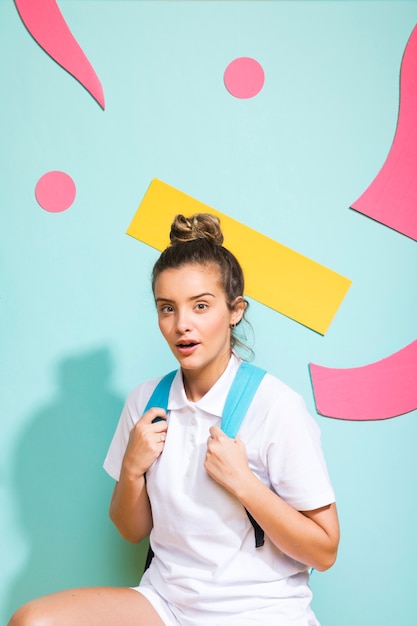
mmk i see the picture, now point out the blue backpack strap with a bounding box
[221,362,267,548]
[221,362,267,438]
[143,369,178,415]
[143,369,178,571]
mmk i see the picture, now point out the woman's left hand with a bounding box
[205,427,340,571]
[204,426,252,495]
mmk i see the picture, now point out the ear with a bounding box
[230,296,246,326]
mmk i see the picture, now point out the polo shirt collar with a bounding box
[168,352,242,417]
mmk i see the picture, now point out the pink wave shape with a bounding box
[15,0,105,109]
[310,339,417,421]
[351,25,417,241]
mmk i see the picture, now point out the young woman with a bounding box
[8,213,339,626]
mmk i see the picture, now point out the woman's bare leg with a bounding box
[8,586,166,626]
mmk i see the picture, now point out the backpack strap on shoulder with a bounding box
[221,362,267,548]
[143,369,178,414]
[221,362,266,438]
[142,369,178,571]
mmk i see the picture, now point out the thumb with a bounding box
[142,406,167,424]
[209,425,224,439]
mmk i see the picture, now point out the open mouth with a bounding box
[176,341,200,354]
[177,342,198,349]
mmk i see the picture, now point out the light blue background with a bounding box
[1,1,417,623]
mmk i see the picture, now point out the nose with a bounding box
[175,310,192,334]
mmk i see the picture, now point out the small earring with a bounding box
[230,323,236,329]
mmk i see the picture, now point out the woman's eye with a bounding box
[196,302,208,311]
[160,305,174,313]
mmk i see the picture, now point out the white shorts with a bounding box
[133,583,180,626]
[132,575,319,626]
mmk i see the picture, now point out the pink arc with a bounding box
[14,0,105,109]
[310,339,417,421]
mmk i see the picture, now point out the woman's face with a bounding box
[154,264,243,387]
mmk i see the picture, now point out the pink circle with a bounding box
[224,57,265,99]
[35,171,76,213]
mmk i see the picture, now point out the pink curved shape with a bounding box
[351,25,417,241]
[310,339,417,421]
[15,0,105,109]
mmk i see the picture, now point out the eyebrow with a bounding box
[155,292,216,303]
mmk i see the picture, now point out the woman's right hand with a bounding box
[121,408,168,478]
[109,408,167,543]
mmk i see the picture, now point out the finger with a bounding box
[154,419,168,435]
[209,425,223,439]
[141,407,167,424]
[152,418,168,437]
[152,415,166,424]
[157,432,167,444]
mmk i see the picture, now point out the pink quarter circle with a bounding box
[224,57,265,99]
[35,171,76,213]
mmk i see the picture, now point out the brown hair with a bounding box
[152,213,251,353]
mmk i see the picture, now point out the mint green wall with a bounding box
[1,1,417,623]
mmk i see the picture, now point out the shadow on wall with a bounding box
[5,347,147,621]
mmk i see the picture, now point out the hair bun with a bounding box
[169,213,224,246]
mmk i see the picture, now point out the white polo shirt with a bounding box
[104,354,335,625]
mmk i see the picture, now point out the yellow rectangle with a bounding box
[127,179,351,334]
